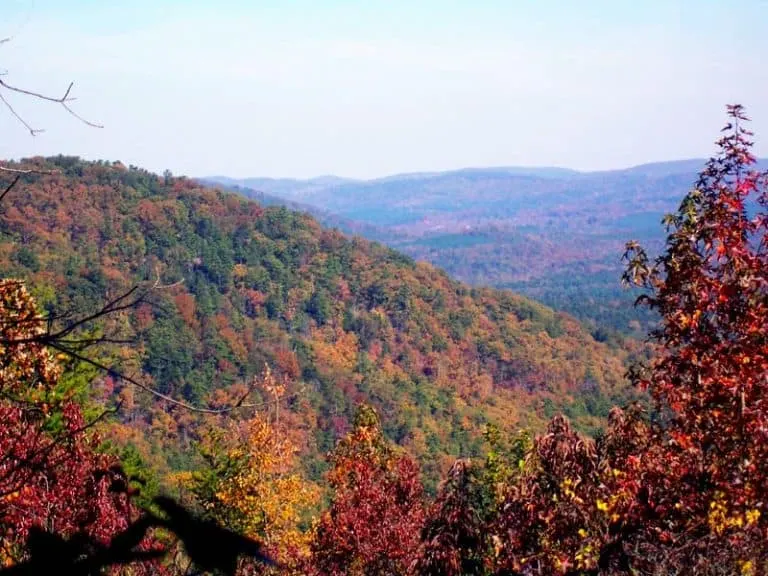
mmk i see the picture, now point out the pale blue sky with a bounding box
[1,0,766,178]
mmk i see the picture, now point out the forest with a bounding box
[0,106,765,574]
[209,159,768,338]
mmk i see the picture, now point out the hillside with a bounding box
[0,156,637,486]
[208,159,767,335]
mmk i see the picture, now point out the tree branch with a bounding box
[0,285,146,347]
[0,78,104,131]
[46,342,297,414]
[0,78,75,103]
[0,165,57,174]
[0,91,42,135]
[0,174,21,204]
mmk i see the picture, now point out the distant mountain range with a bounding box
[207,159,758,199]
[204,158,767,335]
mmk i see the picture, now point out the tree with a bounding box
[618,104,768,572]
[487,105,767,575]
[0,279,164,573]
[310,406,426,576]
[415,459,487,576]
[0,32,276,574]
[488,406,653,575]
[492,415,608,575]
[189,412,319,573]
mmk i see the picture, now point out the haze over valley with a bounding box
[207,158,767,335]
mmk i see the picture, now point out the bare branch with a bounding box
[0,91,42,135]
[151,265,185,290]
[0,78,75,104]
[0,285,146,347]
[0,78,104,130]
[0,175,21,204]
[60,101,104,129]
[47,341,298,414]
[0,165,57,174]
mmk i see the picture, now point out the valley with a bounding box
[207,159,767,336]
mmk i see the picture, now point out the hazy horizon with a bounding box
[2,0,767,179]
[206,157,767,183]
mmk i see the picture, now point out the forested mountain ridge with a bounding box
[208,158,767,335]
[0,156,636,486]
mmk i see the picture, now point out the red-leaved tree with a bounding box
[309,406,426,576]
[0,279,163,573]
[415,459,488,576]
[488,105,767,575]
[619,104,768,573]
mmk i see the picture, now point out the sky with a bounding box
[1,0,767,179]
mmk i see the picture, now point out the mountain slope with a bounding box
[0,157,637,485]
[208,159,767,334]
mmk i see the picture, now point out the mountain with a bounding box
[0,156,638,487]
[198,179,394,243]
[206,175,355,202]
[206,158,768,335]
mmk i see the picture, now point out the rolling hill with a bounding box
[207,159,767,335]
[0,156,639,488]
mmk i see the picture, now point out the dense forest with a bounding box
[211,158,767,338]
[0,154,637,488]
[0,106,765,574]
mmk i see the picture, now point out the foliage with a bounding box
[189,412,319,571]
[0,279,163,573]
[486,105,768,575]
[310,406,426,576]
[4,104,764,575]
[0,157,632,488]
[617,104,768,572]
[211,161,732,334]
[415,459,488,576]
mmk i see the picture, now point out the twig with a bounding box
[0,165,57,174]
[0,285,146,347]
[47,342,298,414]
[151,266,185,290]
[0,91,42,135]
[0,78,104,130]
[60,101,103,129]
[0,175,21,204]
[0,78,75,103]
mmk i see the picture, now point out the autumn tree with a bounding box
[0,279,164,573]
[486,105,767,575]
[492,415,609,574]
[487,405,655,575]
[415,459,488,576]
[188,412,319,574]
[415,424,530,576]
[618,104,768,572]
[310,406,426,576]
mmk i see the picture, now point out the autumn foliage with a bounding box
[489,105,768,574]
[617,104,768,572]
[310,406,426,576]
[0,106,765,574]
[189,411,319,572]
[0,280,162,572]
[308,106,767,574]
